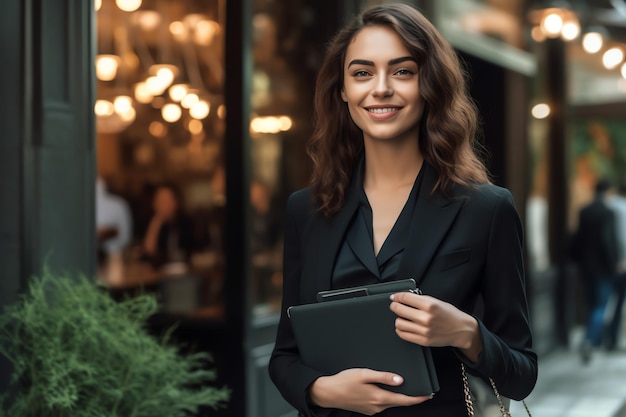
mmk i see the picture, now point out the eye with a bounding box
[394,68,415,76]
[352,70,371,78]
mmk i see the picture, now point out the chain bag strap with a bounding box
[461,363,532,417]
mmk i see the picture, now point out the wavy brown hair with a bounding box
[308,3,490,217]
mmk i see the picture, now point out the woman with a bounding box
[269,4,537,416]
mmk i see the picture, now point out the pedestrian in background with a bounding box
[607,182,626,351]
[572,178,619,362]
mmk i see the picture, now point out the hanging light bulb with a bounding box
[582,26,608,54]
[161,103,182,123]
[181,92,200,109]
[95,0,102,12]
[95,55,121,81]
[169,84,188,102]
[603,47,624,70]
[113,95,133,114]
[583,32,604,54]
[540,11,563,38]
[189,100,211,119]
[149,64,179,90]
[561,21,580,41]
[116,0,141,12]
[94,100,114,116]
[531,103,551,119]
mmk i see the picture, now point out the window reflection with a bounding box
[249,0,320,316]
[95,0,226,320]
[437,0,527,49]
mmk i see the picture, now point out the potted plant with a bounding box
[0,268,230,417]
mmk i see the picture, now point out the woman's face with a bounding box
[341,25,424,145]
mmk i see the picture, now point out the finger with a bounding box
[390,300,429,324]
[390,292,433,309]
[395,327,428,346]
[358,369,405,386]
[394,316,428,336]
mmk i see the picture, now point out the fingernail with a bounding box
[389,294,395,300]
[429,393,435,399]
[392,375,402,384]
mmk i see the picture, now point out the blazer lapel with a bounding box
[310,166,362,293]
[396,163,465,287]
[346,211,380,279]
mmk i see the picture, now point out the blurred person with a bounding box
[268,4,537,416]
[96,177,132,280]
[607,182,626,351]
[142,184,194,269]
[572,178,620,362]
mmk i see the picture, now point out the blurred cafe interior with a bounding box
[5,0,626,416]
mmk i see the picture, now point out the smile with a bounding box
[367,107,400,114]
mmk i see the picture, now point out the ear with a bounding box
[341,88,347,102]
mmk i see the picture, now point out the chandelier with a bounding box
[95,0,224,135]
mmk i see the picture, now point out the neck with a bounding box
[363,141,423,190]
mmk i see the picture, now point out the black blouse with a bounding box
[332,163,425,289]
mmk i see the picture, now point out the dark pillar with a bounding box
[0,0,96,397]
[545,38,570,345]
[223,0,251,415]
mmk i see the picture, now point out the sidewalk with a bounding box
[509,331,626,417]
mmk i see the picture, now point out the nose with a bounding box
[372,74,393,97]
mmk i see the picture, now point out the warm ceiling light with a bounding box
[181,92,200,109]
[194,20,221,45]
[94,100,114,117]
[95,0,102,12]
[190,100,210,119]
[603,47,624,70]
[541,12,563,37]
[134,82,152,104]
[95,55,121,81]
[161,103,182,123]
[621,63,626,79]
[561,21,580,41]
[531,103,550,119]
[131,10,161,31]
[145,76,168,96]
[531,26,546,42]
[169,21,188,42]
[169,84,188,102]
[582,32,604,54]
[217,105,226,119]
[118,106,136,123]
[116,0,141,12]
[187,119,204,135]
[149,64,179,89]
[113,95,133,114]
[149,121,167,138]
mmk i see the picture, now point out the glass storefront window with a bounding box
[248,0,328,317]
[95,0,226,320]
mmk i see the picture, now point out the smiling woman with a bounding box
[268,3,537,417]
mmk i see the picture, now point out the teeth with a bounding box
[368,108,397,114]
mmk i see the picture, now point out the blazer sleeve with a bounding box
[268,193,327,417]
[459,188,538,400]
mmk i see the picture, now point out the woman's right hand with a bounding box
[308,368,433,416]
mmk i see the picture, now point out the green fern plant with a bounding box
[0,269,230,417]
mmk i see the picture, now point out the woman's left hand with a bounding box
[389,292,483,361]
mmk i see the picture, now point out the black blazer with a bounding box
[269,162,537,417]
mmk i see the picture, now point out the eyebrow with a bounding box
[347,56,417,68]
